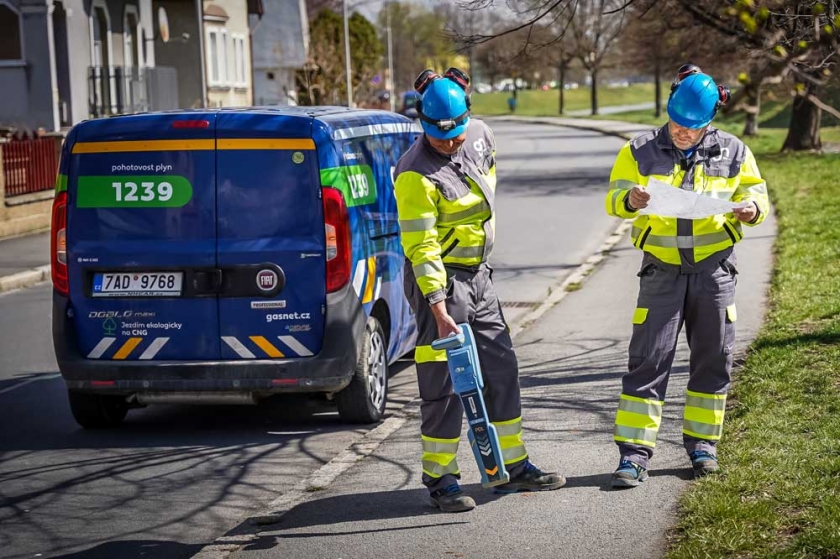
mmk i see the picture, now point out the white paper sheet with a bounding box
[638,178,749,219]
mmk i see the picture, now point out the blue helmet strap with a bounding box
[418,108,470,133]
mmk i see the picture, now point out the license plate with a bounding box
[92,272,184,297]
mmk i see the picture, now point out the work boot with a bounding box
[610,458,648,488]
[494,460,566,493]
[429,484,476,513]
[689,450,719,478]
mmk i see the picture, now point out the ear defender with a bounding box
[670,63,702,93]
[716,85,731,110]
[444,67,472,110]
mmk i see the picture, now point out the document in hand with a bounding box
[639,178,750,219]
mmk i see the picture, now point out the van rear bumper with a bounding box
[53,282,366,395]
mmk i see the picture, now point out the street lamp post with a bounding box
[386,3,395,112]
[343,0,353,107]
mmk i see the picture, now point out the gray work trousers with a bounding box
[618,249,737,469]
[404,261,527,492]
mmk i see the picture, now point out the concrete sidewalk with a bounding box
[210,216,775,558]
[0,231,50,293]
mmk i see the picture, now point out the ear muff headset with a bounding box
[669,63,730,115]
[413,67,472,120]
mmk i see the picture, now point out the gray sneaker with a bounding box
[429,484,476,513]
[494,461,566,493]
[611,459,648,488]
[689,450,719,478]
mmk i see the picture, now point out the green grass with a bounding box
[660,125,840,558]
[471,83,662,116]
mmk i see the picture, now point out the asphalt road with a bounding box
[0,121,626,559]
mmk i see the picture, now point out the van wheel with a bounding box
[68,390,128,429]
[336,316,389,424]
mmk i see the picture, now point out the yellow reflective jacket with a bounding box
[605,125,769,267]
[394,119,497,303]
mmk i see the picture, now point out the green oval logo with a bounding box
[292,152,305,164]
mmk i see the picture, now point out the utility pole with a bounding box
[386,2,395,112]
[343,0,353,107]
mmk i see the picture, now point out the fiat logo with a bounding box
[256,269,278,292]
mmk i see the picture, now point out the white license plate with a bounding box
[92,272,184,297]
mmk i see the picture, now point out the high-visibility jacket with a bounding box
[394,119,497,303]
[606,125,769,267]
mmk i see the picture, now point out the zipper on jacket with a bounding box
[441,238,460,259]
[637,226,653,249]
[723,222,739,244]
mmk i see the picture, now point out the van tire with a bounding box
[336,316,389,424]
[68,390,128,429]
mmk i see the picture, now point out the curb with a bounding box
[0,265,51,294]
[486,115,644,142]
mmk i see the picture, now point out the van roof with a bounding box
[71,107,417,143]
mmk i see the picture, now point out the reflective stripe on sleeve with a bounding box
[413,259,445,278]
[399,216,437,233]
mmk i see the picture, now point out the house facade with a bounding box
[250,0,307,106]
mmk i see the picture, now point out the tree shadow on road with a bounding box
[45,539,205,559]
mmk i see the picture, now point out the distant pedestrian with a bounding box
[507,95,517,113]
[604,64,769,488]
[394,68,565,512]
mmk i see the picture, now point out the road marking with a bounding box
[0,374,61,396]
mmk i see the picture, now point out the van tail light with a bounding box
[51,192,68,296]
[322,187,351,293]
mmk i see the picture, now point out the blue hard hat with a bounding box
[667,72,721,129]
[418,78,470,139]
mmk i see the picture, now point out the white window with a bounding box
[231,34,246,87]
[206,27,229,86]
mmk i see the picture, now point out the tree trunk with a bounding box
[590,67,599,116]
[654,60,662,118]
[782,83,822,152]
[742,84,760,136]
[558,63,566,115]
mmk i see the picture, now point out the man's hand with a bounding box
[733,202,759,223]
[430,301,460,340]
[628,185,650,210]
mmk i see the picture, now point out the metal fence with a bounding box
[0,138,59,197]
[89,66,179,118]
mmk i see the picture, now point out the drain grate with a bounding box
[500,301,541,310]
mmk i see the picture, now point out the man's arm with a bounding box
[605,143,643,218]
[731,146,769,226]
[395,170,446,303]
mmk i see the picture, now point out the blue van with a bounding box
[51,108,419,428]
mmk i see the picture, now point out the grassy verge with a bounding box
[471,83,661,115]
[656,126,840,557]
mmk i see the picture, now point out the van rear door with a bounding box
[67,114,220,361]
[215,112,326,361]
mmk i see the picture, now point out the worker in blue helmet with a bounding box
[394,68,566,512]
[604,64,770,488]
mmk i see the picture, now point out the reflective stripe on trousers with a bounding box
[493,416,527,464]
[683,390,726,440]
[614,394,663,448]
[422,435,460,478]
